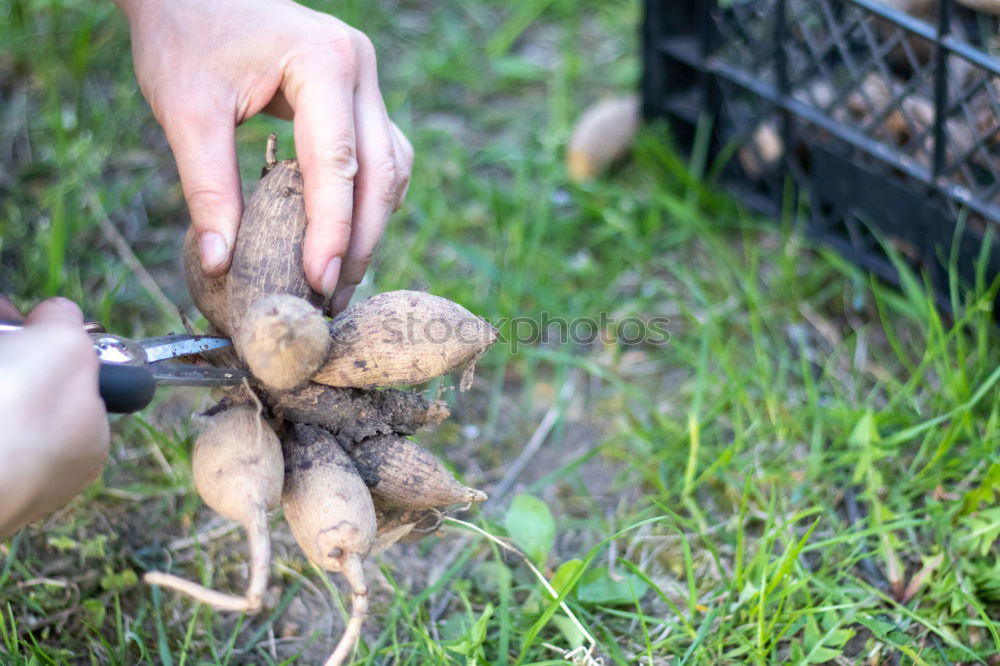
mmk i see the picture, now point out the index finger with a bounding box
[285,53,359,299]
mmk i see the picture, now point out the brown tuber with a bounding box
[566,95,640,182]
[184,135,322,340]
[145,404,283,613]
[224,149,321,326]
[282,423,376,666]
[348,434,487,510]
[738,121,783,177]
[313,290,498,391]
[236,294,330,390]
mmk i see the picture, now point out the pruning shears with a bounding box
[0,319,249,414]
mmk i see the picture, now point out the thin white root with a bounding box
[323,555,368,666]
[143,571,253,613]
[244,511,271,612]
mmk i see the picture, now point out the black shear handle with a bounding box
[99,363,156,414]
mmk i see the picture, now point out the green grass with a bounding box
[1,0,999,664]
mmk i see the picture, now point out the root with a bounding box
[244,511,271,612]
[143,571,254,613]
[241,389,276,612]
[323,554,368,666]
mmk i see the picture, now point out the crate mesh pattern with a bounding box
[642,0,1000,307]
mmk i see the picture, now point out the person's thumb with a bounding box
[24,298,84,329]
[164,106,243,276]
[0,295,23,320]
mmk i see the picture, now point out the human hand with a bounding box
[0,298,110,540]
[117,0,413,313]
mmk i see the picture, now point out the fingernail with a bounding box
[26,297,82,325]
[48,297,77,311]
[331,286,355,314]
[321,257,341,299]
[199,232,228,272]
[45,297,83,319]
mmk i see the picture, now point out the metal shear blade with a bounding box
[139,334,236,363]
[137,334,249,386]
[90,331,249,386]
[151,362,249,386]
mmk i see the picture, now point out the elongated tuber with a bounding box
[313,290,497,390]
[225,153,321,323]
[348,434,487,510]
[184,138,323,340]
[145,404,283,613]
[566,95,640,182]
[282,424,376,666]
[237,294,330,390]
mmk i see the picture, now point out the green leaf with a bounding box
[958,507,1000,557]
[804,646,844,663]
[549,559,583,598]
[551,614,585,649]
[854,616,899,642]
[46,536,77,552]
[575,566,649,606]
[446,603,493,661]
[99,568,138,591]
[801,613,854,664]
[849,409,880,447]
[504,494,555,564]
[960,463,1000,515]
[81,534,108,559]
[81,598,106,627]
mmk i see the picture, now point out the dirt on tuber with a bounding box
[271,381,450,441]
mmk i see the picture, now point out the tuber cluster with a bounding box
[151,135,497,666]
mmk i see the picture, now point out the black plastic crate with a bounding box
[642,0,1000,310]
